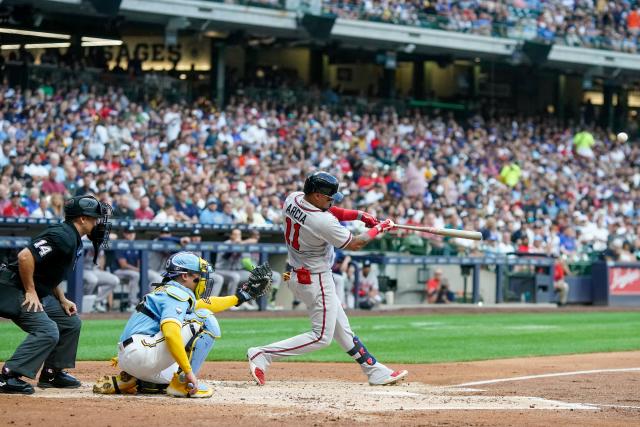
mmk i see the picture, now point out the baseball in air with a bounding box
[617,132,628,143]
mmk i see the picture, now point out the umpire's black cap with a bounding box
[64,195,103,219]
[303,171,344,202]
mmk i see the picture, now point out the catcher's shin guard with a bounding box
[185,309,219,375]
[166,372,213,398]
[347,336,377,366]
[93,371,137,394]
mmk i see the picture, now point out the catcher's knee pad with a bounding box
[347,336,377,366]
[183,309,221,339]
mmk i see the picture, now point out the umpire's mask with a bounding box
[64,195,113,264]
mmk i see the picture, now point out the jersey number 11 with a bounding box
[285,218,301,250]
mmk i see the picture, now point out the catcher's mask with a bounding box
[162,251,214,299]
[64,195,113,264]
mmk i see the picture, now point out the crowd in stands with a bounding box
[322,0,640,52]
[0,79,639,269]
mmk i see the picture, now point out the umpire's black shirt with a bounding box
[3,222,83,297]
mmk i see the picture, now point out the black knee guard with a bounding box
[346,336,377,366]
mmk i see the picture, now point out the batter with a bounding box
[248,171,408,386]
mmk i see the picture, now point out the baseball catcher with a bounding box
[94,252,271,397]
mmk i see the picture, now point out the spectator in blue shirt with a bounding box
[559,227,577,255]
[199,199,234,224]
[199,199,221,224]
[24,188,40,214]
[174,192,198,222]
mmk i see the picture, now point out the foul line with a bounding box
[452,368,640,387]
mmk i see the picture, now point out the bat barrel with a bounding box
[394,224,483,241]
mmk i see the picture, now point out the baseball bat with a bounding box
[393,224,483,241]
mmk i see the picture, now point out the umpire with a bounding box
[0,195,112,394]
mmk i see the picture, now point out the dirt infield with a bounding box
[1,351,638,426]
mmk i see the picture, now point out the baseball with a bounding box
[617,132,628,143]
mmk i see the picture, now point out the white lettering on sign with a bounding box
[609,267,640,295]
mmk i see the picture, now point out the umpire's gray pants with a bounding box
[0,285,81,379]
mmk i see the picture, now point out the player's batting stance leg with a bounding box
[248,271,406,385]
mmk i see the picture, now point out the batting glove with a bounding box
[375,219,395,233]
[359,212,379,228]
[367,219,395,238]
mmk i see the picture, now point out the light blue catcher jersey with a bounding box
[119,281,196,342]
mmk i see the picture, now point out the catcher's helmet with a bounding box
[162,251,214,299]
[303,172,344,203]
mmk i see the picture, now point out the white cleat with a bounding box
[370,369,408,386]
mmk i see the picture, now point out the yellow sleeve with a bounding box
[160,320,192,374]
[195,295,239,313]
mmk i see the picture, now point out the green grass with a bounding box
[1,312,640,363]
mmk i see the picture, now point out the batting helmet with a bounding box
[303,172,344,203]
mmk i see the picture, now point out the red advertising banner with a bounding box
[609,267,640,295]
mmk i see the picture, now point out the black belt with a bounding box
[122,337,134,348]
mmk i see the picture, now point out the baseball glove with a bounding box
[236,262,273,304]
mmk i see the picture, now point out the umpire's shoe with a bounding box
[38,367,81,389]
[0,367,35,395]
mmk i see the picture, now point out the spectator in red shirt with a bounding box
[553,258,570,307]
[2,191,28,217]
[41,170,66,195]
[425,268,449,303]
[628,7,640,35]
[517,235,530,253]
[134,196,155,221]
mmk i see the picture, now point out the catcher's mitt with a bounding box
[236,262,273,304]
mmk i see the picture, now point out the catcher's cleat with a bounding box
[93,371,137,394]
[166,373,213,398]
[369,369,408,386]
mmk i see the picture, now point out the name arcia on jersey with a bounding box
[285,204,308,224]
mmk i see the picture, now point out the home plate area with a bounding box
[34,380,597,413]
